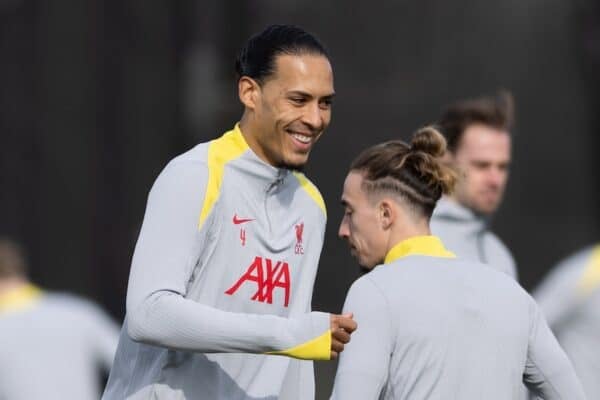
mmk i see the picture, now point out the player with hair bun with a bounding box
[330,127,585,400]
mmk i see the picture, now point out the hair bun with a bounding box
[410,126,447,158]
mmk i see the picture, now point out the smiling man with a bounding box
[430,91,518,279]
[102,25,356,400]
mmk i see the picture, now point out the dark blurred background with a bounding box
[1,1,599,397]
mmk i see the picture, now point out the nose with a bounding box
[487,167,505,188]
[302,102,324,130]
[338,217,349,239]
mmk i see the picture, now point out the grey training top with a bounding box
[103,125,331,400]
[330,236,585,400]
[431,197,518,280]
[533,245,600,399]
[0,285,119,400]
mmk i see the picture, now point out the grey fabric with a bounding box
[331,255,585,400]
[0,293,119,400]
[534,246,600,400]
[431,197,517,280]
[103,128,329,400]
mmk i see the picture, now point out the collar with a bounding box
[433,197,489,233]
[384,235,455,264]
[0,283,43,314]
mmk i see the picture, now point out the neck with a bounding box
[385,220,431,257]
[0,277,28,296]
[239,113,273,167]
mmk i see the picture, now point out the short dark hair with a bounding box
[437,90,515,153]
[235,24,329,84]
[0,238,28,279]
[350,127,456,218]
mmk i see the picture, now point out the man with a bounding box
[0,238,119,400]
[103,25,356,400]
[533,245,600,399]
[330,128,585,399]
[431,91,517,279]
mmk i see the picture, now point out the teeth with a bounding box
[291,133,311,144]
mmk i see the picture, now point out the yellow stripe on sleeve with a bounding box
[292,171,327,217]
[198,124,249,229]
[267,329,331,360]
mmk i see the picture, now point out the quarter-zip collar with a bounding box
[384,235,455,264]
[433,196,489,235]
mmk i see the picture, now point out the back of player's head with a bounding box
[437,90,514,153]
[350,127,456,218]
[235,24,329,84]
[0,238,28,279]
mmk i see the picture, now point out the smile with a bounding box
[289,132,312,144]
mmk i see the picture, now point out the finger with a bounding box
[337,317,358,333]
[330,350,338,360]
[331,338,344,353]
[332,328,351,344]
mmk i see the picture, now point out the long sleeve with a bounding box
[83,301,120,370]
[533,248,596,329]
[330,277,393,399]
[124,158,330,360]
[523,298,586,399]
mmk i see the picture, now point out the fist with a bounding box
[329,313,357,359]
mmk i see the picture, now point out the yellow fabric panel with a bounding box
[267,329,331,360]
[198,124,249,228]
[384,235,456,264]
[0,284,42,314]
[292,171,327,217]
[577,245,600,295]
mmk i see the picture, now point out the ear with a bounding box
[379,199,395,230]
[238,76,260,110]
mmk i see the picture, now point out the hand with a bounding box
[329,313,357,359]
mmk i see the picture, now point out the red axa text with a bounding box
[225,256,291,307]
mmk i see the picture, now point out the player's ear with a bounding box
[238,76,260,110]
[379,199,394,230]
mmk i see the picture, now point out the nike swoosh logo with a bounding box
[233,214,255,225]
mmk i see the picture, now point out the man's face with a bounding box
[338,172,388,271]
[450,124,511,215]
[252,53,334,169]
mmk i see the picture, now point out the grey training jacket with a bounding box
[103,125,331,400]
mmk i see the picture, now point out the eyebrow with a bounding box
[287,90,336,100]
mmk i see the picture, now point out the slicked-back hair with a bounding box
[350,127,456,219]
[235,24,329,85]
[437,90,515,153]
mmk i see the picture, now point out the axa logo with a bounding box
[295,222,304,255]
[225,256,290,307]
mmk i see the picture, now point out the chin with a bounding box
[279,155,309,171]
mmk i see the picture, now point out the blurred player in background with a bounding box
[431,91,518,279]
[533,244,600,399]
[0,237,119,400]
[330,127,585,399]
[103,24,356,400]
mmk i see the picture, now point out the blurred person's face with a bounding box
[242,54,334,169]
[338,171,388,271]
[450,124,511,215]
